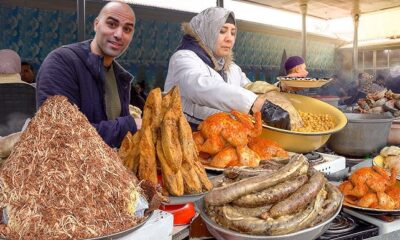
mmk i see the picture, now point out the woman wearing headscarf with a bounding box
[165,7,295,130]
[0,49,26,84]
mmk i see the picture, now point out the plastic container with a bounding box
[159,202,196,225]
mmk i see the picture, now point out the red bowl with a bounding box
[160,202,196,225]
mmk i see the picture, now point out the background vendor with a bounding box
[285,56,309,78]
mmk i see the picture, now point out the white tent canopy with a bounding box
[126,0,400,44]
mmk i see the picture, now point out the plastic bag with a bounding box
[262,91,303,129]
[260,100,291,130]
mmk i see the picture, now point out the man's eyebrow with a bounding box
[106,16,134,27]
[106,16,119,22]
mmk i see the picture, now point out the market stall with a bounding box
[3,1,400,240]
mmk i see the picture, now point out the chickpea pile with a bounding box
[293,111,336,132]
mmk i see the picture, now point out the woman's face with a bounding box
[214,23,236,58]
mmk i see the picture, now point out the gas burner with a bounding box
[304,152,326,166]
[318,211,379,240]
[324,214,356,234]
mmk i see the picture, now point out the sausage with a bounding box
[233,175,308,207]
[204,154,309,206]
[223,160,286,180]
[223,167,277,180]
[221,204,273,218]
[210,188,326,235]
[268,171,325,218]
[267,188,327,235]
[309,183,343,226]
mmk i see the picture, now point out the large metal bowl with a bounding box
[260,93,347,153]
[327,113,393,157]
[85,211,154,240]
[196,198,342,240]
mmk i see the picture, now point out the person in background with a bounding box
[165,7,292,130]
[21,61,35,85]
[36,1,140,148]
[341,73,368,106]
[277,56,309,93]
[130,83,145,111]
[0,49,27,84]
[284,56,309,78]
[374,74,386,88]
[135,81,148,101]
[318,75,347,97]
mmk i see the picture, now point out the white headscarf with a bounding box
[0,49,21,74]
[189,7,236,70]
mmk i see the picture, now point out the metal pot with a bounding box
[327,113,393,157]
[388,120,400,145]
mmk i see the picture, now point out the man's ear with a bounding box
[93,17,99,32]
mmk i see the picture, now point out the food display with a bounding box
[339,166,400,209]
[0,96,153,239]
[192,111,288,168]
[119,87,212,196]
[357,89,400,118]
[203,154,342,236]
[293,111,336,132]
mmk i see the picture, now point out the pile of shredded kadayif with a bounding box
[0,96,142,239]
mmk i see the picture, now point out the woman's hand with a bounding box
[251,94,268,113]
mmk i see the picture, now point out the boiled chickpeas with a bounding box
[293,111,336,132]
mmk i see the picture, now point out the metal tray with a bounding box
[196,198,342,240]
[343,202,400,217]
[85,211,154,240]
[277,77,331,88]
[204,166,224,173]
[163,192,206,205]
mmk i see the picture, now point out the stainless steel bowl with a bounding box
[196,199,342,240]
[327,113,393,157]
[85,211,153,240]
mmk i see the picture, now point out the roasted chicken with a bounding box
[194,111,288,168]
[339,166,399,209]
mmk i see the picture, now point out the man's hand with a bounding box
[134,118,142,130]
[129,105,142,119]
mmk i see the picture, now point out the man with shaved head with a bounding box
[36,1,140,147]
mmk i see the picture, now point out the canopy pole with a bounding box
[300,2,307,60]
[352,0,360,81]
[77,0,85,42]
[217,0,224,8]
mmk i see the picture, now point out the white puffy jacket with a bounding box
[165,50,257,124]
